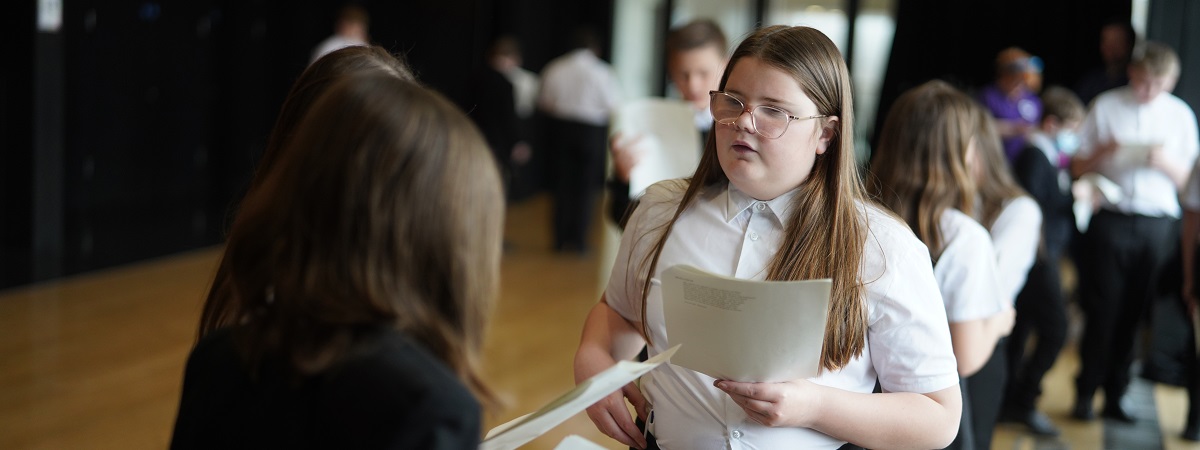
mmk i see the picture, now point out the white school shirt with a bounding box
[605,181,959,450]
[982,197,1041,304]
[1076,86,1200,218]
[934,209,1007,322]
[537,49,622,126]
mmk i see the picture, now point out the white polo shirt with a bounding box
[934,209,1007,322]
[605,180,958,449]
[983,197,1041,304]
[1077,86,1200,218]
[537,49,622,126]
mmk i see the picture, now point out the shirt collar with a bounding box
[723,183,799,224]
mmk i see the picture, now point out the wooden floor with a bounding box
[1,193,1197,450]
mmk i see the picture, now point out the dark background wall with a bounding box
[4,1,1198,290]
[1,0,613,290]
[874,0,1134,146]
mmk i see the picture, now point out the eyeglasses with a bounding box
[709,90,829,139]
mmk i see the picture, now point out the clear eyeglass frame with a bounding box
[708,90,829,139]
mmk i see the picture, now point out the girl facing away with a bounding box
[574,26,962,449]
[199,44,415,337]
[171,74,503,449]
[868,80,1017,449]
[965,102,1042,447]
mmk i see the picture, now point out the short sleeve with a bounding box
[862,209,959,394]
[936,211,1005,323]
[989,197,1042,303]
[604,180,683,322]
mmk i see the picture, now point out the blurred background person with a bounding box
[310,5,370,64]
[607,19,727,228]
[538,26,622,254]
[870,79,1016,450]
[1069,41,1199,423]
[471,35,537,200]
[967,105,1041,449]
[1000,86,1086,437]
[979,47,1044,163]
[171,74,504,449]
[1075,20,1137,106]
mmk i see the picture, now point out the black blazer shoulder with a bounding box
[171,327,480,450]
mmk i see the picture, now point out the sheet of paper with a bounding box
[1111,142,1158,170]
[661,264,831,382]
[610,98,702,198]
[552,435,609,450]
[479,345,679,450]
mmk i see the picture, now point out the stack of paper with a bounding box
[661,265,832,382]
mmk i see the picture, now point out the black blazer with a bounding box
[170,326,480,450]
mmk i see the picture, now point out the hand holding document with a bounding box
[1111,141,1160,169]
[661,265,832,383]
[479,345,679,450]
[609,99,702,198]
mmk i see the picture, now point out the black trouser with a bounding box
[966,339,1007,449]
[546,117,607,252]
[1004,257,1069,411]
[1075,211,1179,407]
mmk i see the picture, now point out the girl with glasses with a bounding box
[574,25,962,449]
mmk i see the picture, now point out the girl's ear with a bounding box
[815,117,840,155]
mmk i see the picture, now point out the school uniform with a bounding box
[606,180,959,449]
[1073,86,1200,417]
[1003,137,1074,434]
[966,197,1040,446]
[538,49,622,252]
[933,209,1009,450]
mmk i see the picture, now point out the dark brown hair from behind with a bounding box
[200,45,414,338]
[220,74,503,404]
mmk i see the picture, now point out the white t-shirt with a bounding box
[537,49,622,126]
[1077,87,1200,218]
[605,181,958,450]
[984,197,1042,304]
[934,209,1007,322]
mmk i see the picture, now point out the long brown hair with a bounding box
[970,103,1027,229]
[215,75,502,404]
[200,45,414,337]
[868,80,976,261]
[637,26,867,372]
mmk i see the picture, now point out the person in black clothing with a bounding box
[1074,20,1135,106]
[471,35,534,198]
[171,75,504,449]
[1000,86,1085,436]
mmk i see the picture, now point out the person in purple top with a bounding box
[979,47,1044,162]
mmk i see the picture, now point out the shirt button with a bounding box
[749,232,759,241]
[732,430,743,439]
[755,202,767,211]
